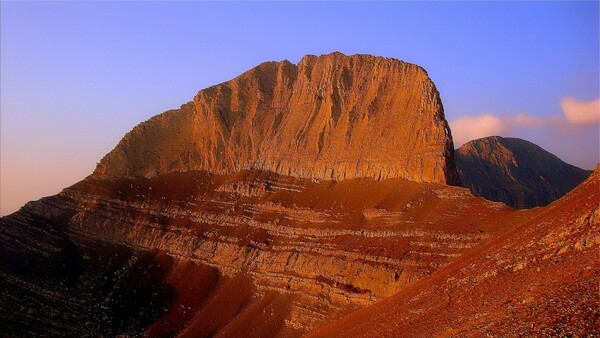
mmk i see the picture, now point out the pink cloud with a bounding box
[449,97,599,169]
[450,114,505,147]
[450,113,547,147]
[561,97,600,125]
[451,97,600,148]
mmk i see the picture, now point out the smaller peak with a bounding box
[298,54,318,66]
[489,136,526,143]
[468,135,505,144]
[456,136,591,208]
[479,136,513,148]
[458,137,549,162]
[463,136,537,149]
[324,51,346,57]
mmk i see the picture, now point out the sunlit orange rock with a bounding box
[94,52,459,184]
[1,53,597,337]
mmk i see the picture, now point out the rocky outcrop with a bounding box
[93,52,459,184]
[309,164,600,337]
[456,136,591,208]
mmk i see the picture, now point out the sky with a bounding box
[1,1,599,216]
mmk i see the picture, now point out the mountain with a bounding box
[308,165,600,337]
[456,136,591,208]
[1,53,597,337]
[94,52,459,184]
[0,53,481,336]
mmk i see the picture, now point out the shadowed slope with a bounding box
[308,165,600,337]
[456,136,591,208]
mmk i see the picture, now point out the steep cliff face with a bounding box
[309,165,600,337]
[456,136,591,208]
[94,52,459,184]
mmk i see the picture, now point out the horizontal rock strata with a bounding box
[1,170,517,336]
[309,166,600,337]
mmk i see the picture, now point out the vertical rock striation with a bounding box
[93,52,459,184]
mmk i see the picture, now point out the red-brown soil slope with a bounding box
[93,52,459,184]
[456,136,591,208]
[309,165,600,337]
[1,170,522,337]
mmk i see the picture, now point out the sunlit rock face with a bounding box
[0,52,469,336]
[456,136,591,208]
[94,52,460,185]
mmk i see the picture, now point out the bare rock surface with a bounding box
[94,52,459,184]
[456,136,591,208]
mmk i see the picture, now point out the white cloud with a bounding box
[561,97,600,125]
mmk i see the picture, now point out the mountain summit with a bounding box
[94,52,460,184]
[456,136,591,208]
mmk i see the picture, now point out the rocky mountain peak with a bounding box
[456,136,591,208]
[93,52,460,184]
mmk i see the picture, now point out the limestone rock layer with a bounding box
[94,52,459,184]
[0,170,514,336]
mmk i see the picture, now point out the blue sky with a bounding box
[1,1,599,215]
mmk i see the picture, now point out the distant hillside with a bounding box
[455,136,591,208]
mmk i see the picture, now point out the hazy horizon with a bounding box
[1,1,599,216]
